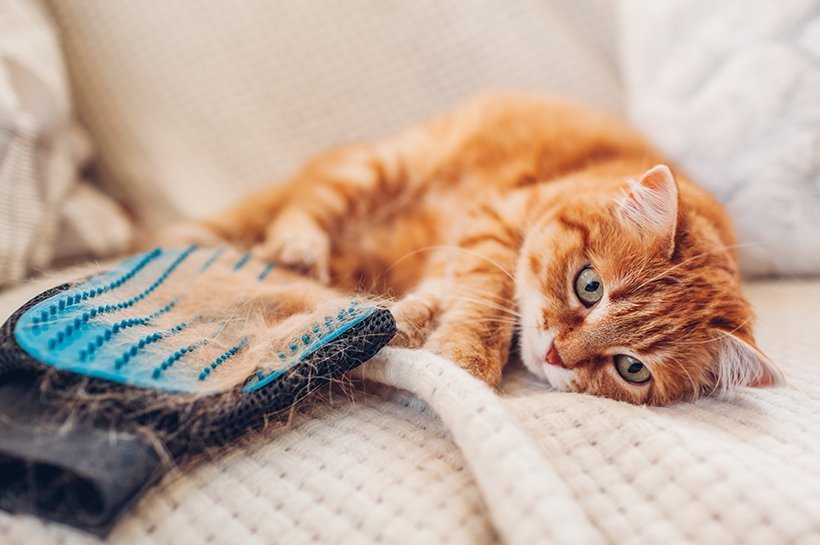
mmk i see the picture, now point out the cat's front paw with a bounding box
[255,213,331,283]
[425,337,503,387]
[389,295,439,348]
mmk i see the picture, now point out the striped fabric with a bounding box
[0,0,130,288]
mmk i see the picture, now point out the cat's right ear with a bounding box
[712,331,786,391]
[616,165,679,258]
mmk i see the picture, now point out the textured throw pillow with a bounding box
[45,0,622,229]
[0,0,131,287]
[621,0,820,277]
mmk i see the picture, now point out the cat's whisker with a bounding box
[442,282,521,302]
[384,244,516,282]
[466,316,522,326]
[676,315,755,346]
[436,294,521,317]
[394,284,521,318]
[629,241,762,294]
[446,282,513,298]
[664,354,699,399]
[435,297,517,314]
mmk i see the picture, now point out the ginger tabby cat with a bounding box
[162,93,784,405]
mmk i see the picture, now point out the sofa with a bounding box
[1,1,818,544]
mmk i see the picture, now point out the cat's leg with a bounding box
[256,208,332,282]
[389,284,441,348]
[393,201,523,386]
[160,143,408,282]
[253,144,405,282]
[423,266,518,386]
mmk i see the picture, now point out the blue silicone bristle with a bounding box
[12,248,205,391]
[152,341,205,379]
[50,248,161,315]
[112,322,188,370]
[200,247,226,272]
[13,247,378,396]
[258,263,275,280]
[233,252,251,271]
[39,247,197,339]
[199,338,248,381]
[241,302,374,393]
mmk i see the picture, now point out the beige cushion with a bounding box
[46,0,621,228]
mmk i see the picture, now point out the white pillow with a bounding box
[46,0,622,228]
[621,0,820,277]
[0,0,131,287]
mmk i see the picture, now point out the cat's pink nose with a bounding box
[546,344,566,368]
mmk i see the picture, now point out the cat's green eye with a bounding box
[614,355,651,384]
[574,266,604,307]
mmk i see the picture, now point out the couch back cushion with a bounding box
[46,0,621,227]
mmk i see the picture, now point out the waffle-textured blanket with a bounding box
[0,268,818,545]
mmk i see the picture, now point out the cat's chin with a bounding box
[519,328,576,391]
[540,365,576,392]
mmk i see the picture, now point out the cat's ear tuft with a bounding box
[713,332,785,392]
[617,164,679,257]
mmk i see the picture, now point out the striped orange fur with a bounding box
[161,93,783,405]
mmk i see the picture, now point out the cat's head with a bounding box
[516,164,784,405]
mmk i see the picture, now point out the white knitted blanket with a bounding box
[0,269,818,544]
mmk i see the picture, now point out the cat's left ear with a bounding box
[713,332,785,390]
[617,164,679,258]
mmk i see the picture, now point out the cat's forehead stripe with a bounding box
[555,214,590,247]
